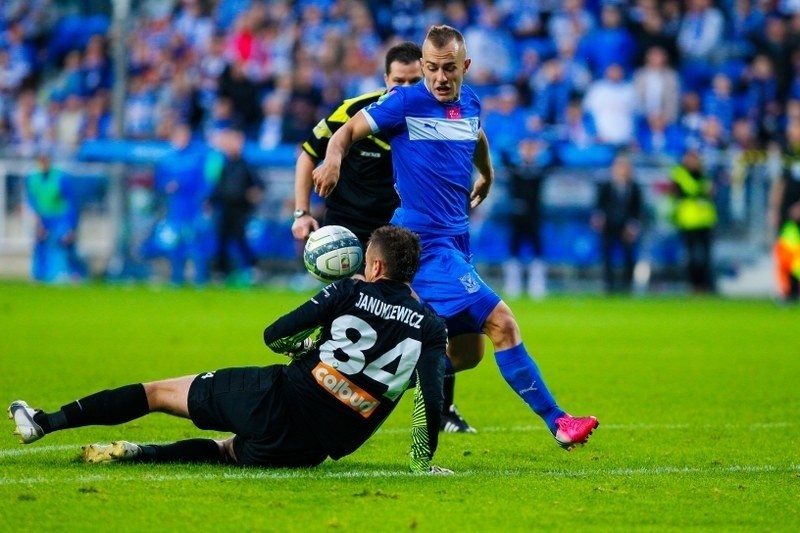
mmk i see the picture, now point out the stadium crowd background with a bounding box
[0,0,793,289]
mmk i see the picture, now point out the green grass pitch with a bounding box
[1,281,798,531]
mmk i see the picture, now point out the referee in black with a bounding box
[291,41,475,434]
[9,226,451,473]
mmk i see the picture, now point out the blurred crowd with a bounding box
[2,0,800,163]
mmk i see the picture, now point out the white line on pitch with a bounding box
[0,421,794,459]
[0,464,798,486]
[377,421,794,435]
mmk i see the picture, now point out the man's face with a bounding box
[363,243,377,282]
[612,158,631,182]
[422,39,470,103]
[384,60,422,90]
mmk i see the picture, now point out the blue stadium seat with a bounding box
[557,144,616,168]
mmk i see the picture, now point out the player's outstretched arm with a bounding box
[471,129,494,208]
[292,151,320,240]
[313,111,373,198]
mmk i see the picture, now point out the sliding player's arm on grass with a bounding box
[408,318,450,474]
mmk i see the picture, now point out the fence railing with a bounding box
[0,151,776,290]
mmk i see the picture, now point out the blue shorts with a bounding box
[411,232,501,336]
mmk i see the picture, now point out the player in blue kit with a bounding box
[313,25,599,450]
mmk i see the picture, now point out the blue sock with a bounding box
[494,343,565,432]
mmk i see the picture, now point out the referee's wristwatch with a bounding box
[293,209,309,219]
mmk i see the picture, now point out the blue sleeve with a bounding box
[362,88,407,134]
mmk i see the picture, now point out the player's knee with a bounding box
[484,304,522,350]
[448,352,481,371]
[142,381,162,411]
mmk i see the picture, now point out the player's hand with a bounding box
[470,174,492,208]
[428,465,454,475]
[292,215,319,240]
[285,336,316,360]
[312,162,341,198]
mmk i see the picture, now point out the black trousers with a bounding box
[509,214,543,258]
[681,228,714,292]
[216,210,257,275]
[601,231,636,293]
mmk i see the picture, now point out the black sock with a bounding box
[36,384,150,433]
[442,373,456,412]
[139,439,224,464]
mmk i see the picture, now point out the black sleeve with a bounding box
[263,280,352,352]
[247,164,264,191]
[408,314,447,472]
[301,102,351,161]
[301,94,378,160]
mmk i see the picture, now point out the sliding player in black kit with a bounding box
[9,226,451,473]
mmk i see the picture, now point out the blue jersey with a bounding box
[363,82,481,236]
[154,145,209,222]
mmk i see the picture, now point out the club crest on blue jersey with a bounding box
[459,272,480,294]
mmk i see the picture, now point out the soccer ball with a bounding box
[303,225,363,282]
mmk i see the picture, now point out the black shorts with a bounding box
[187,366,327,467]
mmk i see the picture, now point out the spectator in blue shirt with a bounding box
[726,0,764,59]
[702,73,737,134]
[81,35,112,97]
[677,0,726,92]
[548,0,595,51]
[745,54,781,142]
[555,96,598,149]
[530,58,575,127]
[483,85,530,155]
[578,4,636,78]
[153,124,212,285]
[463,4,518,86]
[635,113,686,159]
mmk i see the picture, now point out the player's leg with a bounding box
[439,335,480,433]
[446,333,484,371]
[8,375,196,444]
[81,437,230,465]
[483,301,598,450]
[81,374,234,464]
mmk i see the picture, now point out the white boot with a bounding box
[503,258,523,298]
[527,259,547,300]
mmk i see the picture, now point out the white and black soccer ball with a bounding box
[303,225,363,282]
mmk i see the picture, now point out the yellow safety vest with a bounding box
[671,166,717,230]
